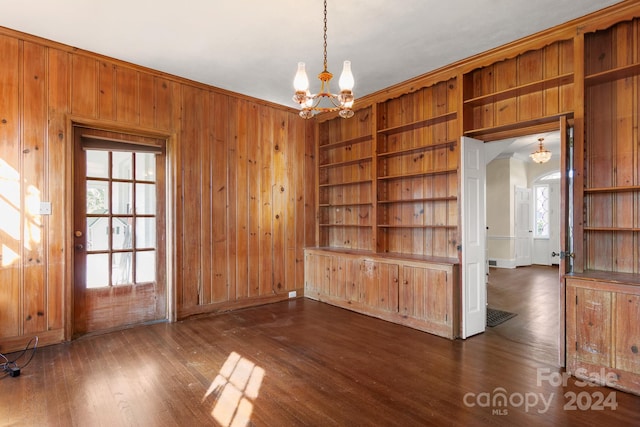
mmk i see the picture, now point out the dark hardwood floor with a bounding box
[2,279,639,426]
[486,265,561,366]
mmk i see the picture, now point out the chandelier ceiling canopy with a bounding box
[292,0,355,119]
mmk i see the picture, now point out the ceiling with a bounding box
[0,0,622,111]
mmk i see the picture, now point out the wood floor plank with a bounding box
[1,274,639,426]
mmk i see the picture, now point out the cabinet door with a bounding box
[615,293,640,374]
[304,253,331,298]
[570,286,612,367]
[330,256,361,303]
[400,265,451,326]
[360,260,399,313]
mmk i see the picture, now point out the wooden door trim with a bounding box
[64,116,175,341]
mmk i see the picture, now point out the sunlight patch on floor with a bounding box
[203,351,265,427]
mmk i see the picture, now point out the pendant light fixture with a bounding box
[530,137,552,164]
[292,0,355,119]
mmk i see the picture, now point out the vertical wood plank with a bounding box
[138,72,155,129]
[0,34,22,338]
[46,47,69,332]
[22,40,47,334]
[211,92,229,303]
[116,66,139,124]
[98,61,115,120]
[247,103,261,297]
[200,91,213,305]
[70,54,97,118]
[178,85,204,308]
[155,77,173,131]
[272,110,287,295]
[259,106,274,296]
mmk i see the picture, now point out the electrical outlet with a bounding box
[288,291,297,298]
[39,202,52,215]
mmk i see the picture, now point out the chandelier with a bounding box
[530,137,552,163]
[292,0,355,119]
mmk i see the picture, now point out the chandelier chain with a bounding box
[323,0,328,72]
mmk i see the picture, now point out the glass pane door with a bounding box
[85,150,157,288]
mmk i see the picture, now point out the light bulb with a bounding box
[339,61,354,92]
[293,62,309,92]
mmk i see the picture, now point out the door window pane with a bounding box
[136,251,155,283]
[86,217,109,251]
[535,185,550,238]
[112,252,133,285]
[112,217,132,250]
[87,180,109,214]
[112,182,133,214]
[86,253,109,288]
[136,183,156,214]
[113,152,133,180]
[86,150,109,178]
[136,217,156,249]
[136,153,156,181]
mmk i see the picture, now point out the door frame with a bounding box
[63,117,176,340]
[463,117,571,368]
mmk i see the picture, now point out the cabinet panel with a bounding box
[574,287,612,367]
[615,293,640,374]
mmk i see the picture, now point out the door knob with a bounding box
[75,244,84,250]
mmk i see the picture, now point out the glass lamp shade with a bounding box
[293,62,310,92]
[338,60,354,92]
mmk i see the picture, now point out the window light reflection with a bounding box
[203,351,265,427]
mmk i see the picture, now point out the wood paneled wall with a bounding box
[0,28,313,352]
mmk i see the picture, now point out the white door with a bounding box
[515,186,532,267]
[461,136,486,338]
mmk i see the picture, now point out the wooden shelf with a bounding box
[319,179,371,188]
[584,227,640,232]
[378,224,457,229]
[319,224,372,228]
[464,73,574,106]
[463,112,572,140]
[319,202,372,208]
[377,112,457,135]
[377,140,457,159]
[319,135,373,151]
[378,196,456,204]
[378,168,457,181]
[584,185,640,193]
[585,63,640,86]
[319,156,372,169]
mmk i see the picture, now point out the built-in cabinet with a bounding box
[305,248,459,339]
[563,18,640,396]
[310,79,460,338]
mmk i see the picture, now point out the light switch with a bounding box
[39,202,52,215]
